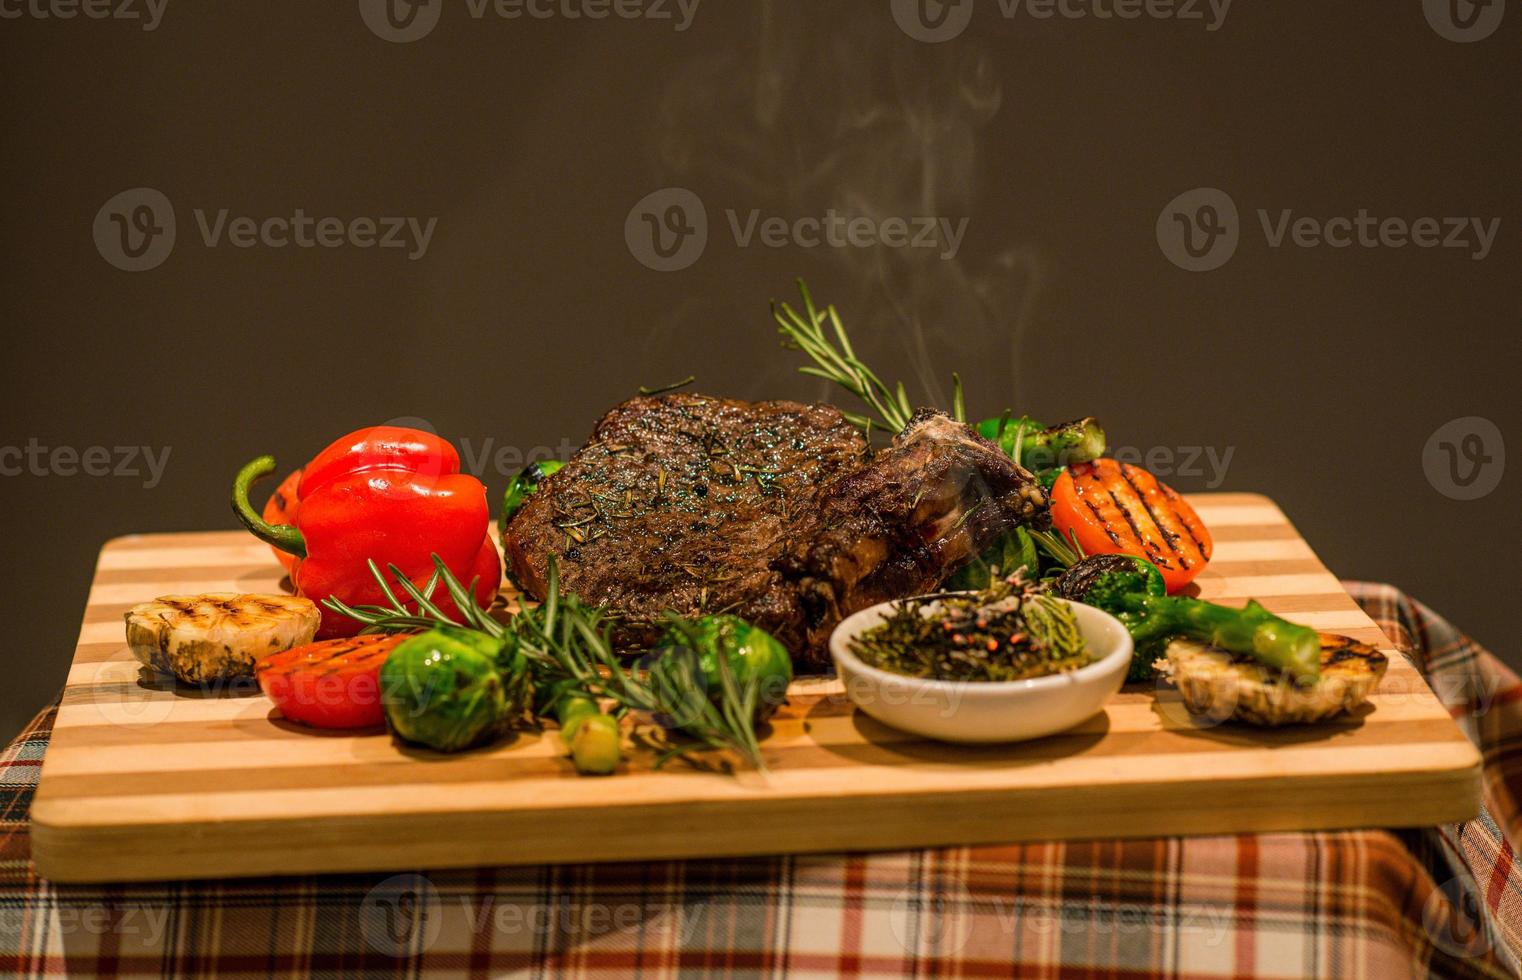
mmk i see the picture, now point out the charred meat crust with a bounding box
[503,394,1050,670]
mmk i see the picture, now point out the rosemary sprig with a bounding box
[323,558,506,639]
[511,562,767,770]
[772,280,914,433]
[1031,527,1087,570]
[771,282,970,432]
[771,279,1088,576]
[324,556,768,771]
[639,375,697,396]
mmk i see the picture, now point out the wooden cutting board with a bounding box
[31,494,1482,883]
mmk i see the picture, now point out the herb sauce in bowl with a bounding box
[849,576,1092,683]
[830,576,1132,745]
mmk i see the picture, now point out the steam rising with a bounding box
[653,3,1041,416]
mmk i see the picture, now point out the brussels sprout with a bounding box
[543,683,624,775]
[567,713,622,775]
[500,460,565,534]
[662,615,793,722]
[380,626,530,752]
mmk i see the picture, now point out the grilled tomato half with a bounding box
[256,634,406,729]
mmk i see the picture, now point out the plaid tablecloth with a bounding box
[3,583,1519,979]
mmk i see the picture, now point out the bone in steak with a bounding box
[502,393,1050,670]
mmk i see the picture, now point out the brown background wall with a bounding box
[1,1,1516,743]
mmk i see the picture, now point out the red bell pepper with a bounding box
[232,426,501,638]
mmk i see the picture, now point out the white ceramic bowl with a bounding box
[829,596,1133,744]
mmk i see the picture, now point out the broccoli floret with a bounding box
[1054,554,1166,611]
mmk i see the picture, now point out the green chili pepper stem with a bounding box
[230,455,307,559]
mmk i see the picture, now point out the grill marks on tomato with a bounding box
[256,634,407,730]
[1087,473,1162,566]
[1051,460,1214,594]
[1073,462,1211,572]
[1120,467,1182,563]
[1159,481,1212,558]
[257,634,401,680]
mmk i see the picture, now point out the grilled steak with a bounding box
[503,393,1049,669]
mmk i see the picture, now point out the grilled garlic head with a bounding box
[1164,633,1388,726]
[125,593,320,683]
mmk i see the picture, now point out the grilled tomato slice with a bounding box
[256,634,405,729]
[1050,459,1213,594]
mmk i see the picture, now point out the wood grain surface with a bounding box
[31,494,1482,883]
